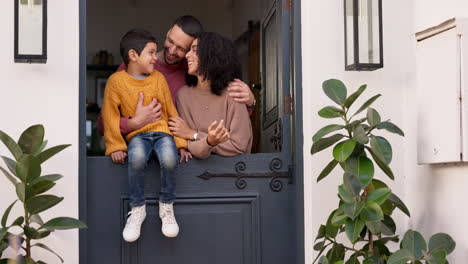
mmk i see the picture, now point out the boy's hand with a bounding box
[111,151,127,164]
[169,117,196,139]
[227,79,255,106]
[179,148,192,163]
[128,92,162,131]
[207,120,230,147]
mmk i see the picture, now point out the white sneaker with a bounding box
[159,202,179,238]
[122,204,146,242]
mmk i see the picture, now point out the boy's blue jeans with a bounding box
[127,132,178,208]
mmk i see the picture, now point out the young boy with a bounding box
[102,29,190,242]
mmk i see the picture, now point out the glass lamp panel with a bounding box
[358,0,380,64]
[18,0,43,55]
[345,0,355,67]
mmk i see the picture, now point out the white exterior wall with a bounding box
[303,0,468,263]
[302,0,413,262]
[406,1,468,264]
[0,0,80,263]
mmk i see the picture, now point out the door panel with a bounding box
[85,153,295,264]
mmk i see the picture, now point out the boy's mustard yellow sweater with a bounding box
[102,70,187,155]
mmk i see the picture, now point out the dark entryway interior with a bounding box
[85,0,278,156]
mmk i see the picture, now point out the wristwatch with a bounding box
[192,132,199,141]
[247,99,256,110]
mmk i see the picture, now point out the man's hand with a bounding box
[111,151,127,164]
[227,79,255,106]
[207,120,230,147]
[128,92,162,131]
[169,116,196,139]
[179,148,192,163]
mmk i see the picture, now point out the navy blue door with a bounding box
[79,0,303,263]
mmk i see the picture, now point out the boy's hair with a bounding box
[120,28,157,65]
[185,32,241,96]
[172,15,204,38]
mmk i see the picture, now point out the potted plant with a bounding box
[311,79,456,264]
[0,124,87,264]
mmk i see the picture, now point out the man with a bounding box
[100,15,255,152]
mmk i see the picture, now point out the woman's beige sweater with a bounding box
[176,85,252,159]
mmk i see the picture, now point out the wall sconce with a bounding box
[344,0,383,71]
[14,0,47,63]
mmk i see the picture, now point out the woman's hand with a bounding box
[179,148,192,163]
[111,151,127,164]
[207,120,230,147]
[227,79,255,106]
[128,92,162,131]
[169,116,196,140]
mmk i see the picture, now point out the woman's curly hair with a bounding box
[186,32,241,95]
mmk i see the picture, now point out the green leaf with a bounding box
[1,200,17,227]
[41,217,87,231]
[314,241,326,251]
[36,230,51,239]
[379,236,400,244]
[388,193,411,217]
[331,206,348,226]
[345,156,374,188]
[381,215,396,236]
[0,166,17,185]
[313,125,345,142]
[345,218,365,243]
[33,140,48,156]
[16,154,41,183]
[0,130,22,160]
[31,180,56,196]
[1,156,17,176]
[36,144,71,164]
[326,244,345,264]
[367,108,381,127]
[24,226,40,239]
[425,249,447,264]
[311,134,345,155]
[11,216,24,226]
[333,140,356,162]
[32,243,64,263]
[366,188,391,205]
[317,160,339,182]
[352,94,381,117]
[26,195,64,215]
[429,233,456,254]
[366,221,381,234]
[366,147,394,180]
[387,249,414,264]
[30,214,44,226]
[345,254,360,264]
[343,173,361,196]
[325,211,340,238]
[323,79,347,105]
[31,174,64,185]
[318,256,329,264]
[401,230,427,259]
[319,106,345,118]
[360,202,383,222]
[370,136,392,164]
[315,225,326,241]
[353,125,369,144]
[0,240,8,254]
[344,201,365,220]
[338,184,355,203]
[377,121,405,136]
[15,182,27,202]
[344,84,367,109]
[0,228,7,241]
[18,125,44,155]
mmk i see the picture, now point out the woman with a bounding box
[171,32,253,159]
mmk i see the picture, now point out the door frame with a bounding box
[78,0,304,262]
